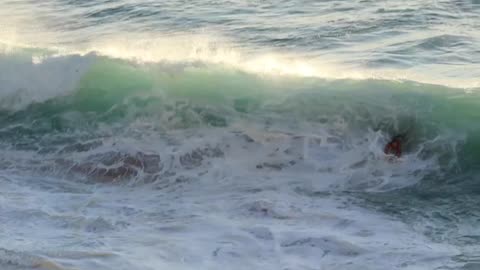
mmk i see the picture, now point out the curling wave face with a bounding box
[0,48,478,192]
[1,0,480,265]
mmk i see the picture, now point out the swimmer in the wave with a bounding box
[384,134,406,157]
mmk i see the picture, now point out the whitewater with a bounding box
[0,0,479,269]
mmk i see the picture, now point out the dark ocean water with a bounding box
[0,1,479,269]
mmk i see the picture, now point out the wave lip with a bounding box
[0,51,93,111]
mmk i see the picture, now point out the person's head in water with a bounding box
[384,134,405,157]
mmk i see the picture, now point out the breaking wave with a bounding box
[0,45,478,194]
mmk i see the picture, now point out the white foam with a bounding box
[50,34,480,89]
[1,30,479,90]
[0,170,461,270]
[0,52,93,110]
[0,103,464,269]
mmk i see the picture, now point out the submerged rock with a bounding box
[244,200,289,219]
[59,141,103,153]
[179,146,224,169]
[246,227,274,240]
[85,217,115,233]
[281,236,364,257]
[58,151,162,183]
[256,161,296,171]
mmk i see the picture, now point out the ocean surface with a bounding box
[0,0,480,269]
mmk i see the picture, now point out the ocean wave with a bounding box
[0,47,478,193]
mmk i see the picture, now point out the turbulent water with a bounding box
[0,0,480,269]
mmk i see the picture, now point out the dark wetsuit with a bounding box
[384,137,403,157]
